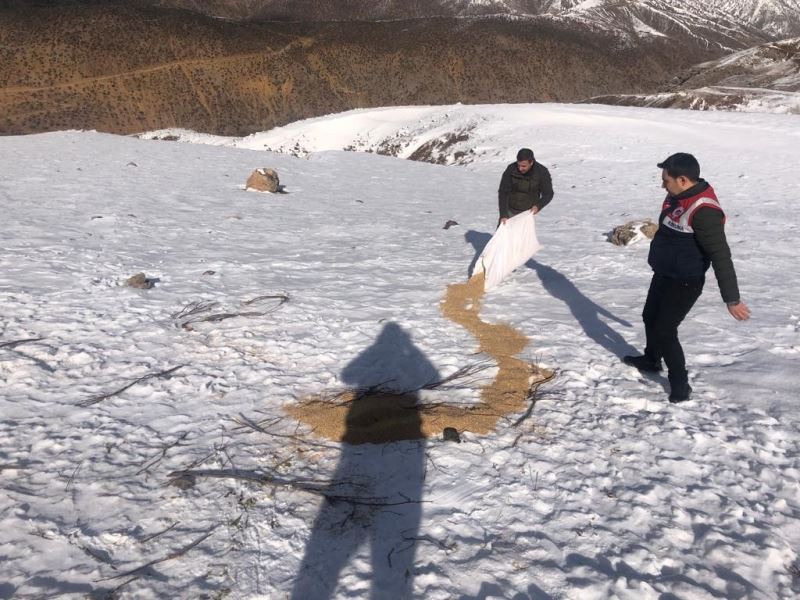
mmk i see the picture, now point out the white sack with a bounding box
[473,211,542,291]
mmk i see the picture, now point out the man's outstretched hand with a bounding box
[728,301,751,321]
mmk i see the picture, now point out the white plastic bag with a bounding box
[473,211,542,291]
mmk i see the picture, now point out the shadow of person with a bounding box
[456,580,555,599]
[526,259,637,359]
[464,230,493,278]
[291,322,437,600]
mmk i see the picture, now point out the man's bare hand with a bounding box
[728,301,751,321]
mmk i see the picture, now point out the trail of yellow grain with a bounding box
[287,273,551,443]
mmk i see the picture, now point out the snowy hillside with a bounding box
[586,86,800,114]
[673,37,800,92]
[465,0,800,40]
[544,0,798,49]
[3,103,800,598]
[144,0,800,48]
[546,0,800,39]
[585,37,800,113]
[142,101,800,162]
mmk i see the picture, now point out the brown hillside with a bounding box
[0,2,719,135]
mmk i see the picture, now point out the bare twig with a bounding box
[176,294,289,329]
[232,414,275,435]
[241,293,289,307]
[65,462,82,491]
[221,446,237,470]
[425,453,448,475]
[192,311,262,323]
[389,531,454,568]
[170,301,218,320]
[309,361,491,404]
[181,310,276,329]
[400,532,457,553]
[135,431,190,475]
[167,468,329,496]
[422,361,494,390]
[167,468,427,507]
[177,449,218,472]
[78,365,185,408]
[98,525,219,581]
[512,371,557,427]
[0,337,44,349]
[230,414,282,433]
[334,503,358,529]
[139,521,180,544]
[231,413,337,449]
[101,576,140,598]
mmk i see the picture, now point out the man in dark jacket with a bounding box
[624,153,750,402]
[498,148,554,224]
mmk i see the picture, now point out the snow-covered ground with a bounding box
[2,103,799,599]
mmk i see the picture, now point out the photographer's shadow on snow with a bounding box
[291,322,436,600]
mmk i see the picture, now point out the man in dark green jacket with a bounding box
[498,148,554,224]
[624,153,751,402]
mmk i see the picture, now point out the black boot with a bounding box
[668,371,692,403]
[623,354,663,372]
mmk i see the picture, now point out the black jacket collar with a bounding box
[670,179,709,202]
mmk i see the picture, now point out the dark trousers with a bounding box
[642,274,704,382]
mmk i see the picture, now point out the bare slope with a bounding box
[0,2,714,135]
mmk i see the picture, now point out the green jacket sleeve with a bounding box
[692,207,740,303]
[498,168,512,218]
[536,166,554,211]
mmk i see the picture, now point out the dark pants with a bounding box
[642,274,704,383]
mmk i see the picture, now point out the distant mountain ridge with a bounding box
[140,0,800,49]
[3,1,799,135]
[0,1,716,135]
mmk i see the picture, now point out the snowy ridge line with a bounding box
[140,101,800,167]
[586,86,800,113]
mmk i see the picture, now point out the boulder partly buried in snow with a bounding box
[608,219,658,246]
[246,168,280,193]
[125,272,156,289]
